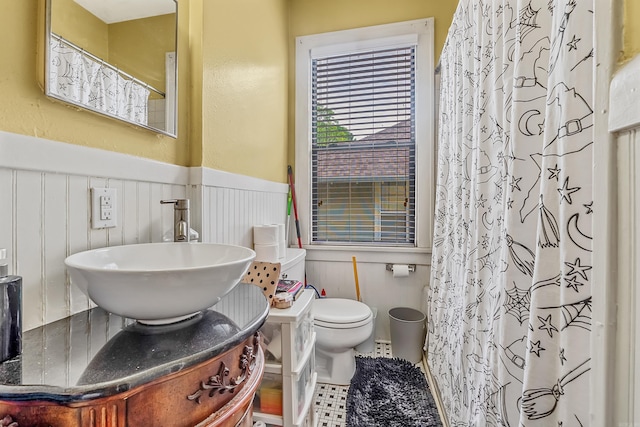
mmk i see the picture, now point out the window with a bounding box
[295,19,434,249]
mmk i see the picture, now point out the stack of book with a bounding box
[276,279,304,301]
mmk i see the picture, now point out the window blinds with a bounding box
[311,46,416,245]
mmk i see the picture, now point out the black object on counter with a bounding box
[0,249,21,363]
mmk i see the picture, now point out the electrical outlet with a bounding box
[100,195,112,207]
[100,208,113,221]
[91,188,117,228]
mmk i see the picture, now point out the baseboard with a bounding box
[422,351,449,427]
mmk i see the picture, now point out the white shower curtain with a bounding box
[49,36,150,126]
[428,0,593,425]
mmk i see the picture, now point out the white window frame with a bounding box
[295,19,435,256]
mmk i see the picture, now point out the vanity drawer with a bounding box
[254,343,317,425]
[293,402,316,427]
[254,371,284,416]
[260,290,315,373]
[289,309,314,372]
[283,342,317,424]
[254,290,316,427]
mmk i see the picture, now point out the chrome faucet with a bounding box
[160,199,192,242]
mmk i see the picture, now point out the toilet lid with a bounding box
[313,298,372,325]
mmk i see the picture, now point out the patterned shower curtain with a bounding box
[49,35,150,126]
[427,0,593,425]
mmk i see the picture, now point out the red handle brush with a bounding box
[287,165,303,249]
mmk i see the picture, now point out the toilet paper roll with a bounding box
[254,243,279,262]
[392,264,410,278]
[270,223,286,259]
[275,223,285,242]
[253,225,279,245]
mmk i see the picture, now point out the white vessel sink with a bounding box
[65,243,256,324]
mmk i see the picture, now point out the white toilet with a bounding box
[313,298,374,385]
[279,248,374,385]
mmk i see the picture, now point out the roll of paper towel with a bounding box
[253,225,279,245]
[392,264,410,278]
[254,243,279,262]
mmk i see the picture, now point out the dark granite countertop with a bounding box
[0,284,268,403]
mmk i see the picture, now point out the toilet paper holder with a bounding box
[385,264,416,273]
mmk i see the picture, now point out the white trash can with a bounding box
[389,307,426,363]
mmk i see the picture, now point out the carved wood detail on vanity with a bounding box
[0,415,18,427]
[79,401,126,427]
[196,343,264,427]
[188,333,259,405]
[0,333,265,427]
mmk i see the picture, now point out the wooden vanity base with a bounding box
[0,333,264,427]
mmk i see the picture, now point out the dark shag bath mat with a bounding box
[346,356,442,427]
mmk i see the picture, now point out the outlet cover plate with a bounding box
[91,187,117,229]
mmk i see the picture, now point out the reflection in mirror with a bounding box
[44,0,177,137]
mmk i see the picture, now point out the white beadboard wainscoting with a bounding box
[608,55,640,426]
[0,131,287,331]
[189,167,288,248]
[304,248,430,341]
[0,129,427,343]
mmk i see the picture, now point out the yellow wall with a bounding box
[624,0,640,62]
[287,0,458,167]
[50,0,173,96]
[188,0,204,168]
[197,0,290,183]
[14,0,637,182]
[289,0,456,61]
[109,14,176,94]
[51,0,108,59]
[1,0,190,165]
[2,0,457,183]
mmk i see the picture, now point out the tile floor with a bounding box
[313,341,427,427]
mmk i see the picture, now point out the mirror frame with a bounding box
[43,0,178,138]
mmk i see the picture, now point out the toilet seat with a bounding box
[313,298,372,329]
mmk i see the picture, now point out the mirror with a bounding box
[44,0,177,137]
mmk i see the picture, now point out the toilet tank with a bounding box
[280,248,306,282]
